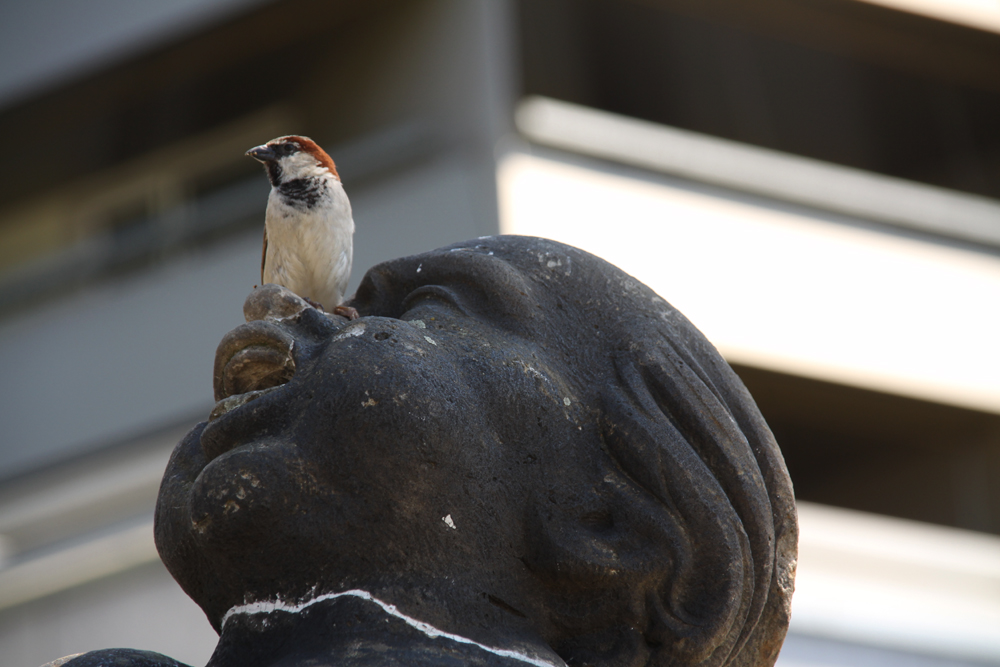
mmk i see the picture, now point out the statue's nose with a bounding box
[244,283,315,323]
[242,282,353,334]
[222,284,354,403]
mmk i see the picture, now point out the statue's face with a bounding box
[155,242,593,626]
[155,237,797,663]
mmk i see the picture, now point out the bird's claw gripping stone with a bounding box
[332,305,360,320]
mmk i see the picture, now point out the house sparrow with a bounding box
[247,135,358,319]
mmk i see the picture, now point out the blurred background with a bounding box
[1,0,999,665]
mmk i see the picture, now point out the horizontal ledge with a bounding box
[0,420,197,566]
[515,96,1000,250]
[0,519,158,611]
[0,444,171,539]
[793,501,1000,661]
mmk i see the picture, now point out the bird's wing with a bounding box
[261,226,268,284]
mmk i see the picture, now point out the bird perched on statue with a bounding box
[247,135,358,319]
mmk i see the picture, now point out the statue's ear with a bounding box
[524,467,684,667]
[530,341,779,666]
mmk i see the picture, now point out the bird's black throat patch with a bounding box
[265,162,283,187]
[277,177,325,209]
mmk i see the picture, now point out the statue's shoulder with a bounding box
[43,649,192,667]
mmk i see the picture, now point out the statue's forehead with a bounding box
[381,244,535,291]
[356,237,625,335]
[407,239,582,287]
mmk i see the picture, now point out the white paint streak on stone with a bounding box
[416,263,423,273]
[524,365,546,381]
[222,589,560,667]
[424,336,437,346]
[333,323,366,341]
[563,397,571,406]
[410,320,427,329]
[443,514,457,530]
[267,312,306,324]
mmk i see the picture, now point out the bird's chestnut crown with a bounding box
[246,135,339,184]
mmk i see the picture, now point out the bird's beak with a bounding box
[246,145,277,162]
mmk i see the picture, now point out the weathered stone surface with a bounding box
[67,236,796,667]
[56,649,189,667]
[242,283,310,323]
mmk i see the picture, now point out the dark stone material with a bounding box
[56,649,191,667]
[67,236,796,667]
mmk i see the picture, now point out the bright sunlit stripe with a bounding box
[498,151,1000,414]
[515,97,1000,249]
[793,502,1000,661]
[855,0,1000,33]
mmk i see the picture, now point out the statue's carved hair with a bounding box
[482,237,797,667]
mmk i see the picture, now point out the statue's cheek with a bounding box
[186,441,318,546]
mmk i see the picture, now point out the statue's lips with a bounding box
[199,320,300,460]
[213,320,297,403]
[208,384,284,422]
[199,381,291,462]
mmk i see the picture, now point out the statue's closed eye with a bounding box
[400,285,467,316]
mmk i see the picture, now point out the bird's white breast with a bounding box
[263,176,354,310]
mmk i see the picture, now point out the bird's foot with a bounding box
[332,305,360,320]
[303,296,325,311]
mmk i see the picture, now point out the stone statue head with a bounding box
[153,235,796,667]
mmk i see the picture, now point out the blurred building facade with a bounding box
[1,1,999,665]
